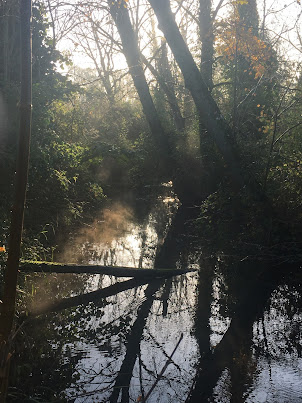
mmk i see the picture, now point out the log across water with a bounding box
[20,261,197,278]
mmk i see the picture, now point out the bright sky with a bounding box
[53,0,302,76]
[260,0,302,60]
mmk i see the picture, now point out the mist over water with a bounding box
[59,203,135,265]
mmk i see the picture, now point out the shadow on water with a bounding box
[6,190,302,402]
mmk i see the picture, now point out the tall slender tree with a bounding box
[108,1,212,203]
[0,1,32,399]
[148,0,244,190]
[141,40,185,133]
[108,0,170,159]
[1,0,32,334]
[199,0,214,91]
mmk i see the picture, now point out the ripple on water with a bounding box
[245,359,302,402]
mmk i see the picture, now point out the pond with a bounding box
[8,186,302,402]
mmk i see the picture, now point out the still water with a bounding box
[10,189,302,402]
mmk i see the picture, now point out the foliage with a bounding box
[216,19,274,81]
[0,0,158,262]
[1,0,302,400]
[0,0,301,264]
[215,1,279,138]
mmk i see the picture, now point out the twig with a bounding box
[143,333,184,401]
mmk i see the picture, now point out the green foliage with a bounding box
[1,0,301,267]
[27,135,107,229]
[0,0,159,262]
[0,2,105,257]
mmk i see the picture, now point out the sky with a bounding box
[53,0,302,76]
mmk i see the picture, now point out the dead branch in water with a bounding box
[20,261,197,278]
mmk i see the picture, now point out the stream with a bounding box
[9,186,302,402]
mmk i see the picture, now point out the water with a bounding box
[9,190,302,402]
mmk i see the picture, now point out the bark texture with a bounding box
[1,0,32,337]
[199,0,214,91]
[108,1,170,157]
[148,0,244,190]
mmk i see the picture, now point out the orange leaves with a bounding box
[0,246,6,253]
[216,17,273,80]
[112,0,128,7]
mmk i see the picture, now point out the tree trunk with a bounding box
[157,40,185,132]
[91,24,115,104]
[0,2,32,400]
[141,47,185,133]
[199,0,214,91]
[1,0,32,338]
[108,1,206,203]
[108,1,170,158]
[148,0,244,190]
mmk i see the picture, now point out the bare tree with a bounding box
[108,0,170,160]
[148,0,244,190]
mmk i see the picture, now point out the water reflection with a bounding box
[190,259,302,403]
[8,193,302,402]
[246,284,302,403]
[60,192,178,270]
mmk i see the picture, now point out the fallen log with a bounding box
[20,261,197,278]
[28,277,161,316]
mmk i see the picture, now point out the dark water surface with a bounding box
[9,189,302,402]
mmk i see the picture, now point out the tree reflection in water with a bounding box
[8,195,302,402]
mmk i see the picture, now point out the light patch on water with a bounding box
[58,198,177,274]
[210,272,231,347]
[86,220,159,268]
[162,197,177,204]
